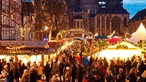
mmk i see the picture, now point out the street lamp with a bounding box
[44,26,48,41]
[45,26,48,31]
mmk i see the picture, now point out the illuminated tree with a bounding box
[33,0,69,40]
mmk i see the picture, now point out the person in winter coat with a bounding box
[20,63,27,78]
[20,69,30,82]
[71,64,77,82]
[37,62,44,80]
[116,68,126,82]
[64,67,71,82]
[29,66,38,82]
[1,65,8,78]
[44,62,52,82]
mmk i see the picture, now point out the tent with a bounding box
[97,41,141,60]
[129,23,146,44]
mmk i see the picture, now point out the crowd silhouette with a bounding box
[0,40,146,82]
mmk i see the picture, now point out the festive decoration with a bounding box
[137,40,146,48]
[97,41,141,61]
[116,44,128,49]
[92,39,109,49]
[56,28,93,40]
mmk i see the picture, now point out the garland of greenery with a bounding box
[116,44,128,49]
[92,40,109,49]
[56,28,93,40]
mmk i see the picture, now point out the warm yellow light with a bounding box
[50,54,53,59]
[22,58,28,65]
[60,41,74,51]
[36,55,42,63]
[58,60,60,64]
[0,55,10,62]
[45,26,48,31]
[50,54,56,59]
[0,55,6,59]
[30,55,36,63]
[97,49,141,61]
[6,56,10,62]
[6,46,25,50]
[107,41,138,49]
[61,46,66,51]
[49,41,75,60]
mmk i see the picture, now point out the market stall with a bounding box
[97,41,142,60]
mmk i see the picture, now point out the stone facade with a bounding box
[95,14,129,35]
[67,0,129,36]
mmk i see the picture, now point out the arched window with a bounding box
[111,16,121,33]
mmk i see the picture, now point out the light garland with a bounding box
[56,28,93,40]
[6,45,25,50]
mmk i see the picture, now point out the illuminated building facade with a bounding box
[0,0,46,64]
[67,0,129,35]
[0,0,44,49]
[0,0,35,41]
[0,0,22,40]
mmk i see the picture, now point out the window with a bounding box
[77,21,80,28]
[101,6,106,8]
[1,27,15,40]
[99,1,107,8]
[99,1,106,5]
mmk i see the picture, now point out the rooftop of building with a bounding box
[130,8,146,22]
[97,6,129,14]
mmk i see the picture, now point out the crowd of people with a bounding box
[0,52,146,82]
[0,40,146,82]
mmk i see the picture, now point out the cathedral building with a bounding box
[67,0,129,36]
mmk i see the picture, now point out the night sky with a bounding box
[123,0,146,19]
[23,0,146,19]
